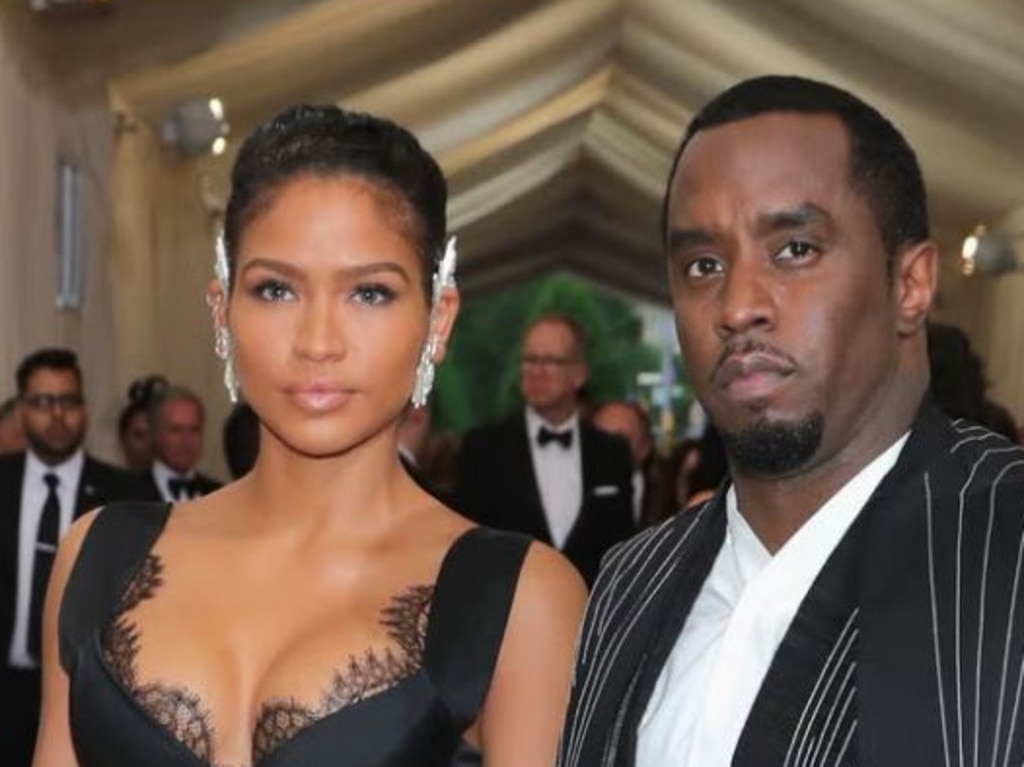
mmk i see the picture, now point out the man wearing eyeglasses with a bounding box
[456,314,635,586]
[0,347,145,766]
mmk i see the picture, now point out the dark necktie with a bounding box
[538,426,573,449]
[169,476,197,500]
[29,472,61,662]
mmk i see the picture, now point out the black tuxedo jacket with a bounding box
[455,413,635,585]
[0,451,147,764]
[559,404,1024,766]
[139,469,222,502]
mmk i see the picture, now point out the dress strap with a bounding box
[58,501,171,673]
[423,526,532,732]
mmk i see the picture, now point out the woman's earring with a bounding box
[411,237,458,408]
[212,231,239,404]
[411,336,438,408]
[214,325,240,404]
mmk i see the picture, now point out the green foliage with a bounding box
[435,272,665,433]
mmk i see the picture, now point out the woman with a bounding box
[116,375,168,473]
[35,105,586,766]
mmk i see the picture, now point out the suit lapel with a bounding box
[856,405,998,767]
[734,405,955,766]
[513,417,553,544]
[0,455,26,645]
[562,426,596,548]
[614,493,728,765]
[75,457,101,518]
[733,500,866,767]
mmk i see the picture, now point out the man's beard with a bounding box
[26,431,83,465]
[720,412,824,477]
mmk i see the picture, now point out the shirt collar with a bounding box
[725,429,911,570]
[525,407,579,439]
[25,447,84,488]
[153,458,194,482]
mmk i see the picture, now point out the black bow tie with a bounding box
[537,426,573,449]
[168,476,199,500]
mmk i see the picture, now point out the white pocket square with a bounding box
[593,485,620,497]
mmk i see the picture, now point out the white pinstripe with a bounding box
[976,460,1024,766]
[832,720,858,765]
[955,448,1021,767]
[563,513,708,766]
[806,662,857,767]
[992,491,1024,767]
[784,610,860,767]
[926,472,955,767]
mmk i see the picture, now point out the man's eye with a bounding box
[775,240,818,261]
[684,257,723,279]
[352,283,395,306]
[252,281,295,302]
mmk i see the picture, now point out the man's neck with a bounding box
[154,458,194,478]
[530,404,577,428]
[732,389,924,553]
[27,445,83,469]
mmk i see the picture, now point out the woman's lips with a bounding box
[285,386,352,412]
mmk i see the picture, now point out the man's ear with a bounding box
[429,286,460,364]
[894,240,938,337]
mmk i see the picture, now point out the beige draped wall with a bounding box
[0,7,121,462]
[107,95,229,476]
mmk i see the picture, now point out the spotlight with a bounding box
[961,224,1019,276]
[160,98,230,158]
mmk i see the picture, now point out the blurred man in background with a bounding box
[457,314,634,585]
[142,384,221,501]
[1,348,144,765]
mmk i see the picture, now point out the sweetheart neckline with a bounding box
[91,629,433,766]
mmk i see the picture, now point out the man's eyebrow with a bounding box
[667,203,832,253]
[754,202,831,236]
[667,227,716,253]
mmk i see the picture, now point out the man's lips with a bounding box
[712,343,797,401]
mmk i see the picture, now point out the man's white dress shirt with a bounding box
[525,408,582,549]
[637,433,909,766]
[151,458,198,502]
[8,448,83,668]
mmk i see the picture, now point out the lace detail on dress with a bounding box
[100,557,434,765]
[101,554,216,762]
[252,584,434,761]
[102,553,162,688]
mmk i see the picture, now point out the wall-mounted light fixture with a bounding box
[160,98,230,157]
[55,157,84,310]
[961,224,1020,277]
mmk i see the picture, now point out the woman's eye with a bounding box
[352,283,395,306]
[684,257,723,280]
[775,240,819,261]
[252,280,295,302]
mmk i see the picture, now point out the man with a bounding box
[0,395,26,455]
[1,348,145,765]
[142,384,222,501]
[559,76,1024,766]
[457,314,634,585]
[591,399,661,527]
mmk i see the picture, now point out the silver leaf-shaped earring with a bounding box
[411,236,458,408]
[214,325,240,404]
[212,231,239,404]
[411,336,437,408]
